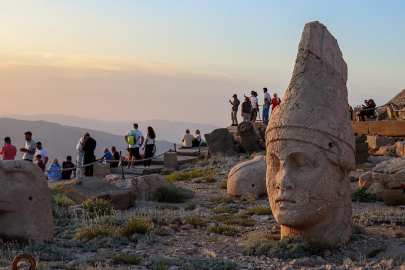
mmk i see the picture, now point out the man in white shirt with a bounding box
[263,88,271,103]
[250,91,259,122]
[182,130,194,148]
[124,123,144,169]
[35,141,49,168]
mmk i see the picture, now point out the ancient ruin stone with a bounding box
[0,161,53,242]
[204,128,237,156]
[359,171,373,189]
[164,152,178,170]
[93,163,111,178]
[359,158,405,205]
[375,145,396,156]
[265,21,354,246]
[227,155,266,197]
[237,122,262,153]
[112,174,167,201]
[59,177,135,210]
[396,141,405,157]
[366,136,395,150]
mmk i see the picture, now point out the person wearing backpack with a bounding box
[125,123,144,169]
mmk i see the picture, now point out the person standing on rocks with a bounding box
[20,131,36,162]
[82,132,97,176]
[0,137,17,160]
[35,142,49,169]
[229,94,240,126]
[125,123,144,169]
[262,98,271,126]
[241,96,251,122]
[263,88,271,104]
[250,91,258,122]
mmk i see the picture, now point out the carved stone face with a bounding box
[267,140,345,228]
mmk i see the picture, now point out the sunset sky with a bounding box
[1,0,404,127]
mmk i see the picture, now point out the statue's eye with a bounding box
[295,155,311,168]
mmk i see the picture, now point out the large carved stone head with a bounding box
[265,21,355,246]
[0,161,54,242]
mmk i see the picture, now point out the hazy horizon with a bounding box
[1,1,404,127]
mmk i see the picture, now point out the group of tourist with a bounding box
[0,132,76,181]
[229,88,281,126]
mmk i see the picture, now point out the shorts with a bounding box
[128,147,140,158]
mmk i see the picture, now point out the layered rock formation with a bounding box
[227,155,266,197]
[0,161,53,242]
[265,21,355,246]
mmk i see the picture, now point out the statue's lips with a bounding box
[275,198,296,209]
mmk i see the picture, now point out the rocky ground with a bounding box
[1,153,405,270]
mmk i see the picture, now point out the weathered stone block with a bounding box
[366,136,395,150]
[227,155,266,197]
[164,152,178,170]
[93,163,111,178]
[112,174,167,201]
[356,152,369,164]
[396,141,405,157]
[376,189,405,206]
[351,122,369,135]
[355,135,367,143]
[369,121,405,137]
[366,182,385,194]
[204,128,235,156]
[375,145,396,156]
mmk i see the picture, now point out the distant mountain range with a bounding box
[0,118,174,164]
[1,114,219,144]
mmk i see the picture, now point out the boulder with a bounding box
[366,182,385,194]
[374,145,396,156]
[396,141,405,157]
[227,155,266,197]
[366,136,395,150]
[112,174,167,201]
[93,163,111,178]
[359,171,373,189]
[59,177,135,210]
[237,122,262,153]
[0,161,53,242]
[204,128,237,156]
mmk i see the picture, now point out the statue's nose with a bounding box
[276,170,294,190]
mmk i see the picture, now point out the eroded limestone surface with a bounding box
[265,21,355,246]
[0,161,54,242]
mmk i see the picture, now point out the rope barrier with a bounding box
[44,150,171,172]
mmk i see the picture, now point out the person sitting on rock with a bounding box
[110,146,120,168]
[181,129,194,148]
[46,158,62,181]
[192,129,203,147]
[34,154,45,171]
[99,148,113,164]
[62,156,75,179]
[358,99,376,121]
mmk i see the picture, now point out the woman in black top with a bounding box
[142,127,156,168]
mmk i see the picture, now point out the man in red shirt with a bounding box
[0,137,17,160]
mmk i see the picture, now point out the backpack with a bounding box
[128,130,139,145]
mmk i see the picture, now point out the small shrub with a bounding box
[241,193,258,203]
[185,202,197,211]
[152,258,237,270]
[354,210,405,225]
[155,227,171,236]
[158,205,180,210]
[187,216,208,227]
[154,185,193,203]
[53,193,75,207]
[165,169,217,184]
[121,217,155,236]
[220,181,228,189]
[208,225,238,236]
[82,198,113,215]
[367,247,386,258]
[243,234,336,259]
[211,215,254,227]
[212,205,238,214]
[75,222,117,240]
[353,223,366,234]
[209,197,234,205]
[245,206,272,216]
[351,187,379,203]
[108,253,141,265]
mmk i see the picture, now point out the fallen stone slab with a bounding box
[111,174,167,201]
[59,177,135,210]
[366,135,395,150]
